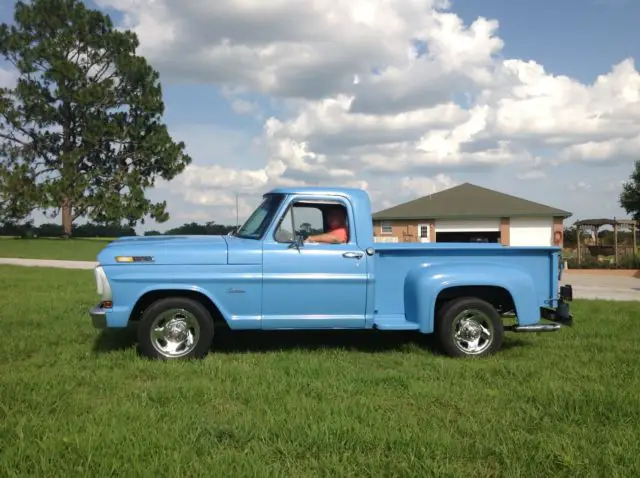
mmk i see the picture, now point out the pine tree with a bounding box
[0,0,191,236]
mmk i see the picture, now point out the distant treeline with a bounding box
[0,221,236,238]
[3,222,634,244]
[145,222,236,236]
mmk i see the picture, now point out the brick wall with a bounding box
[500,217,510,245]
[375,218,507,244]
[553,216,564,246]
[373,219,436,243]
[374,216,564,245]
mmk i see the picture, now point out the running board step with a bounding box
[374,316,420,331]
[507,323,562,333]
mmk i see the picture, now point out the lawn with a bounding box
[1,265,640,476]
[0,237,112,261]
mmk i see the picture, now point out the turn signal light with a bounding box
[115,256,153,263]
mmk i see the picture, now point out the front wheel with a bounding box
[137,297,215,360]
[435,297,503,358]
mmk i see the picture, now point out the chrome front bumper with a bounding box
[90,305,107,329]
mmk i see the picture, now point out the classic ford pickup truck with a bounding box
[89,187,573,360]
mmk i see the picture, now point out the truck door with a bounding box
[261,197,368,329]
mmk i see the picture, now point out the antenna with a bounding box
[235,192,239,229]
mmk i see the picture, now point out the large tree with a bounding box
[0,0,191,236]
[620,160,640,221]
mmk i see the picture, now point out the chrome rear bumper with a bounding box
[89,304,107,329]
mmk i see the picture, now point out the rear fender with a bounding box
[404,263,538,333]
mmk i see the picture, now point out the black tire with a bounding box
[137,297,215,360]
[435,297,503,358]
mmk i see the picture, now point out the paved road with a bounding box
[1,258,639,301]
[562,273,640,302]
[0,257,97,270]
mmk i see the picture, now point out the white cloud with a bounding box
[331,173,458,214]
[178,164,270,193]
[516,169,546,181]
[481,58,640,147]
[399,174,458,196]
[558,133,640,163]
[568,181,592,192]
[96,0,454,98]
[606,180,625,192]
[230,98,262,118]
[66,2,640,226]
[0,66,17,88]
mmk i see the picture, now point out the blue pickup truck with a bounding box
[90,187,573,360]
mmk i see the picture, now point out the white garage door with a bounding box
[435,218,500,232]
[509,217,553,246]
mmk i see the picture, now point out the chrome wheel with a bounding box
[451,308,494,355]
[149,308,201,358]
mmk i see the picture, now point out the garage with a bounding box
[435,218,501,243]
[372,182,571,246]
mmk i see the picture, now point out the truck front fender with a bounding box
[125,283,232,327]
[404,262,539,333]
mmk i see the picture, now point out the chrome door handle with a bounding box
[343,251,363,259]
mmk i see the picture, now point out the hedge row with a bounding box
[565,254,640,269]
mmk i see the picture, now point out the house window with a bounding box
[381,221,393,235]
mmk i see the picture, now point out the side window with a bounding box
[296,206,324,237]
[274,208,295,243]
[274,201,349,243]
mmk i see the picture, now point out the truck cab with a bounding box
[89,187,573,360]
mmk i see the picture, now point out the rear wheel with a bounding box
[436,297,503,358]
[137,297,215,360]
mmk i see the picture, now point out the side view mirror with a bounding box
[288,232,306,251]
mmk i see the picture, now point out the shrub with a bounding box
[566,253,640,269]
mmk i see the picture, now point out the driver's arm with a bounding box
[306,228,348,244]
[306,232,342,244]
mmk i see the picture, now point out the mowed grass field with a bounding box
[1,265,640,476]
[0,237,112,261]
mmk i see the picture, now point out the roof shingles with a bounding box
[372,183,572,220]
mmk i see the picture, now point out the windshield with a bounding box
[235,193,285,239]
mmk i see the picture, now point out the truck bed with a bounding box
[372,242,561,331]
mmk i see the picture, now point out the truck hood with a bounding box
[97,235,229,265]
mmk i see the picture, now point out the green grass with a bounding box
[0,237,112,261]
[1,265,640,476]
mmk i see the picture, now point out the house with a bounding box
[372,183,572,246]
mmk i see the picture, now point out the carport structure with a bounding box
[574,218,637,265]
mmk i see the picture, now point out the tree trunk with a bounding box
[61,99,74,239]
[62,203,73,238]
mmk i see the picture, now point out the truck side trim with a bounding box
[127,285,260,330]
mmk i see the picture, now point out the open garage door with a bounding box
[435,218,501,243]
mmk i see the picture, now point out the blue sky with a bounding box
[454,0,639,83]
[1,0,639,231]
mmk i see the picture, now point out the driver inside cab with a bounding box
[305,208,348,244]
